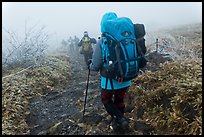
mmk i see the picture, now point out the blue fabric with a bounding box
[100,12,118,33]
[101,76,131,90]
[100,39,132,90]
[101,17,136,41]
[101,13,139,80]
[101,38,109,65]
[100,12,133,90]
[119,40,139,77]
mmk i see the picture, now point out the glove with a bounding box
[88,59,92,65]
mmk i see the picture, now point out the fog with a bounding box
[2,2,202,50]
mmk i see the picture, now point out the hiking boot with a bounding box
[112,119,120,132]
[112,116,129,133]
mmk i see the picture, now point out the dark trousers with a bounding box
[83,52,93,66]
[101,87,128,118]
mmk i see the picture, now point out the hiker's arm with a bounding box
[91,38,97,44]
[78,40,82,47]
[90,39,102,71]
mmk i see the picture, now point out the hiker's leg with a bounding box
[85,52,92,65]
[87,52,93,61]
[102,88,129,132]
[114,87,128,115]
[101,89,123,118]
[114,88,129,132]
[84,54,89,66]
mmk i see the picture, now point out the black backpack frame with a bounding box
[134,24,147,69]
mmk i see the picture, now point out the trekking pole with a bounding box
[82,67,91,118]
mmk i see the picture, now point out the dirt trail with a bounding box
[26,51,172,135]
[26,55,107,135]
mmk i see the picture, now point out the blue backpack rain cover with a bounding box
[101,16,141,82]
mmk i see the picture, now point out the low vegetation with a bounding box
[128,23,202,135]
[2,23,202,135]
[129,59,202,135]
[2,52,72,135]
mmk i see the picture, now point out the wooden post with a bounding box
[156,38,159,52]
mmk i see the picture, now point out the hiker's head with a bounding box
[101,12,118,33]
[84,31,88,37]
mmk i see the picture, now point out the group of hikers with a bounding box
[62,32,97,64]
[69,12,147,134]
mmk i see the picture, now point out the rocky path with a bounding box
[26,51,172,135]
[26,55,108,135]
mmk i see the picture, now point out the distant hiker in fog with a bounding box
[61,39,68,47]
[68,36,74,54]
[78,31,97,66]
[73,35,80,52]
[88,12,147,133]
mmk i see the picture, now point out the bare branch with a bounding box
[2,23,49,69]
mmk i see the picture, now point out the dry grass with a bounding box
[127,23,202,135]
[2,52,72,135]
[129,59,202,135]
[2,23,202,135]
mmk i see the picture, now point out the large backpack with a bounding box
[100,17,146,84]
[82,37,93,53]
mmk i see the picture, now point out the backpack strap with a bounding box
[115,42,124,77]
[109,78,114,91]
[104,77,115,92]
[105,77,108,90]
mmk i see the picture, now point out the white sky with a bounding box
[2,2,202,47]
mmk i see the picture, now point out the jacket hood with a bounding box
[100,12,117,33]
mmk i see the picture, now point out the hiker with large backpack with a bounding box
[88,12,147,133]
[78,31,97,66]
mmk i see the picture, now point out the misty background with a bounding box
[2,2,202,52]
